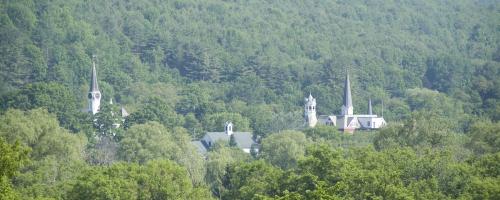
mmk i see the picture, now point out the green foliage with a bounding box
[0,109,87,199]
[0,138,29,200]
[260,131,308,169]
[202,112,251,132]
[1,0,496,127]
[303,125,342,142]
[405,88,467,130]
[124,97,184,129]
[93,103,122,138]
[222,160,283,200]
[118,122,178,163]
[1,82,86,132]
[0,139,27,178]
[466,121,500,155]
[204,145,251,196]
[118,122,206,185]
[374,111,455,150]
[0,109,86,161]
[472,62,500,121]
[0,0,498,199]
[68,160,213,200]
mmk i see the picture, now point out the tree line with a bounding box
[0,0,498,199]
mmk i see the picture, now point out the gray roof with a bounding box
[205,132,230,142]
[343,72,352,108]
[232,132,255,149]
[204,132,255,149]
[191,141,207,154]
[90,60,99,92]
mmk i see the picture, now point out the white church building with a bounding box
[192,121,259,155]
[87,56,129,120]
[305,72,386,133]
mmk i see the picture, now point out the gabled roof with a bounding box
[205,132,230,142]
[232,132,254,149]
[191,141,207,154]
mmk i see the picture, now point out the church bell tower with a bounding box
[304,93,318,127]
[88,56,101,115]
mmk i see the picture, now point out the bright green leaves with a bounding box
[0,138,29,200]
[222,160,283,200]
[118,122,181,163]
[68,160,213,200]
[466,121,500,155]
[260,131,308,169]
[0,108,87,199]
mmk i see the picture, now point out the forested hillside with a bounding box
[0,0,499,199]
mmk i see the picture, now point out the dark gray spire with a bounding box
[89,58,99,92]
[368,98,373,115]
[343,71,352,108]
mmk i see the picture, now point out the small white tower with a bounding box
[225,121,233,136]
[88,56,101,115]
[304,93,318,127]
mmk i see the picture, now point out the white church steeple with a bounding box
[341,71,353,115]
[304,93,318,127]
[88,55,101,115]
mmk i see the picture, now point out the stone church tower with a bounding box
[88,57,101,115]
[304,93,318,127]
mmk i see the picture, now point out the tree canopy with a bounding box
[0,0,498,199]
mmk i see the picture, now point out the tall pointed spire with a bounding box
[90,56,99,92]
[88,55,101,115]
[341,69,353,115]
[343,71,352,108]
[368,98,373,115]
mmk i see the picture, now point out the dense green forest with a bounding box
[0,0,499,199]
